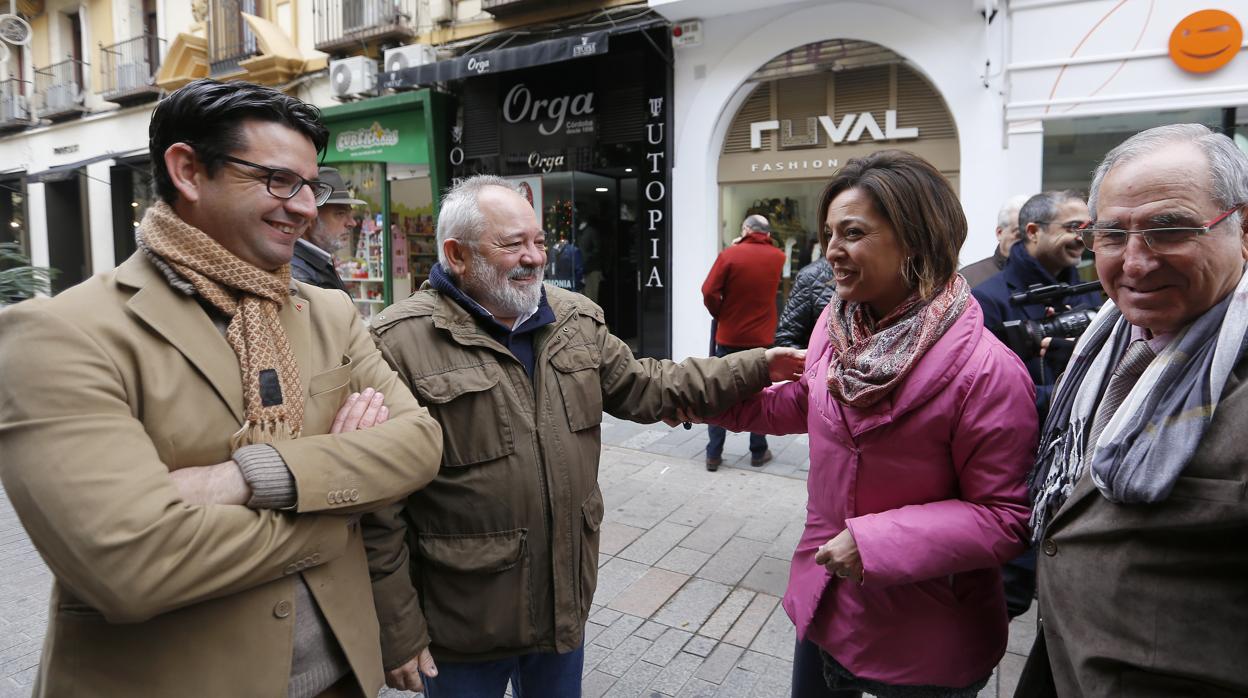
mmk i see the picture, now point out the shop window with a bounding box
[326,162,385,322]
[110,157,155,264]
[1,175,28,271]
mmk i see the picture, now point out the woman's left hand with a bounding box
[815,529,863,583]
[764,347,806,382]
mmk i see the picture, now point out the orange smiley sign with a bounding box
[1169,9,1243,73]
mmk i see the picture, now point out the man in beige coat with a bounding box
[0,80,442,697]
[1024,123,1248,695]
[365,175,804,697]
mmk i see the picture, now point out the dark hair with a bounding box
[148,79,329,204]
[816,150,965,300]
[1018,190,1085,231]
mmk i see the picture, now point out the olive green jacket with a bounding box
[365,284,770,667]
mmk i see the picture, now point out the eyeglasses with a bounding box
[221,155,334,206]
[1080,205,1242,256]
[1035,220,1092,233]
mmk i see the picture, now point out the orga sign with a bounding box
[750,110,918,150]
[503,83,595,137]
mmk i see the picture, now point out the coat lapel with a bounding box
[282,285,313,397]
[117,253,245,423]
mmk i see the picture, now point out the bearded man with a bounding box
[362,175,805,697]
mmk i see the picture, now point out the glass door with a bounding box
[388,175,436,300]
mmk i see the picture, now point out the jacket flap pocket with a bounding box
[582,488,604,532]
[309,355,352,396]
[412,365,499,404]
[418,529,527,574]
[1169,475,1245,504]
[550,344,598,373]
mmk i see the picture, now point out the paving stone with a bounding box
[738,555,790,598]
[667,496,719,528]
[735,649,790,676]
[694,642,745,684]
[612,489,689,529]
[721,594,779,648]
[649,651,705,696]
[680,514,744,554]
[635,620,668,641]
[603,477,650,511]
[764,519,806,561]
[713,666,761,698]
[594,558,651,606]
[747,604,795,661]
[600,522,646,556]
[591,608,624,627]
[602,656,661,697]
[734,514,791,543]
[618,521,694,566]
[640,627,692,666]
[584,620,609,646]
[696,537,768,586]
[583,641,613,676]
[698,588,754,641]
[652,578,732,632]
[1007,606,1038,656]
[655,546,711,576]
[685,635,718,658]
[609,568,690,618]
[583,669,618,698]
[999,651,1027,697]
[598,634,654,677]
[593,613,645,650]
[674,677,719,698]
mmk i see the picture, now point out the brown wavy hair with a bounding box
[817,150,966,300]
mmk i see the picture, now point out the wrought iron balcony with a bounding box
[0,79,33,132]
[99,34,165,105]
[209,0,261,76]
[313,0,417,54]
[33,59,87,120]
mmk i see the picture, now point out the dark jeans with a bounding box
[422,645,584,698]
[706,344,769,459]
[793,638,861,698]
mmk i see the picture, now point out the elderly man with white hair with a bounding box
[1021,123,1248,696]
[360,175,804,698]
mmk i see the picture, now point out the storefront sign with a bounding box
[325,114,427,164]
[527,151,566,173]
[749,158,839,174]
[503,83,596,137]
[644,96,666,289]
[1169,9,1242,74]
[750,110,917,150]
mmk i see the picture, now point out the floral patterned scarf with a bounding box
[826,275,970,407]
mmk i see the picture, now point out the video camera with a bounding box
[1000,280,1103,359]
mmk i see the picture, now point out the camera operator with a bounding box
[971,190,1103,622]
[973,191,1103,421]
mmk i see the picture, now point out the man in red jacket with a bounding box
[701,214,786,471]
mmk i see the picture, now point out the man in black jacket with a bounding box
[774,256,835,349]
[291,167,363,292]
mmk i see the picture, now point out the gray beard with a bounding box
[462,252,544,319]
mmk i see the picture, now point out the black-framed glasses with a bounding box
[221,155,333,205]
[1035,219,1092,233]
[1080,205,1242,256]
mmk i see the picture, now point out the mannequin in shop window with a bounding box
[546,233,585,292]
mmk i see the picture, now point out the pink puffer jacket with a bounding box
[711,297,1036,687]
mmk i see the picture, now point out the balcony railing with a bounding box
[209,0,261,75]
[99,34,165,104]
[33,59,87,120]
[0,79,33,131]
[313,0,417,54]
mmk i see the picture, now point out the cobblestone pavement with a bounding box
[0,415,1032,697]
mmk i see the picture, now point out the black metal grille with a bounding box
[33,59,87,118]
[313,0,417,53]
[209,0,260,75]
[99,34,165,101]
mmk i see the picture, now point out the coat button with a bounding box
[1042,539,1058,556]
[283,563,297,575]
[273,600,292,618]
[350,489,360,501]
[310,553,321,564]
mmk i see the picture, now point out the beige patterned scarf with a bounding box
[137,201,304,449]
[826,275,970,407]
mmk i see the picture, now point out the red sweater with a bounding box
[701,232,786,348]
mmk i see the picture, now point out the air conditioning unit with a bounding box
[384,44,436,73]
[329,56,377,99]
[0,94,27,122]
[115,61,150,92]
[44,82,81,112]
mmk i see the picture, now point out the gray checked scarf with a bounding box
[1029,266,1248,542]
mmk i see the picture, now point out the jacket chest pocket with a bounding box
[550,344,603,432]
[304,356,353,435]
[412,364,515,467]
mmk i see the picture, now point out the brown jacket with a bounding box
[364,284,771,667]
[0,253,443,697]
[1037,357,1248,696]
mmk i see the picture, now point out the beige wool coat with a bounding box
[0,252,443,697]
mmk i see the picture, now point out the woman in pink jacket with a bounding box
[708,151,1037,697]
